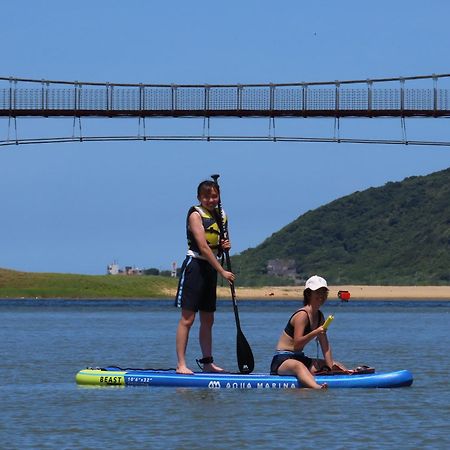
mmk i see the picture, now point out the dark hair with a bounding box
[303,288,312,306]
[303,287,328,305]
[197,180,220,198]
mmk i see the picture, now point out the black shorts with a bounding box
[174,256,218,312]
[270,351,313,375]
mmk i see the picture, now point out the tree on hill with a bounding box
[231,167,450,286]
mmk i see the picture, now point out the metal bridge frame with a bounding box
[1,73,450,146]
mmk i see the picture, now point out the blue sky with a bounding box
[1,1,449,274]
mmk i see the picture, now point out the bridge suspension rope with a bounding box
[2,73,450,88]
[2,134,450,148]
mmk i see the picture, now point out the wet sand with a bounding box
[215,285,450,300]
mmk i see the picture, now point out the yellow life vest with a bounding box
[187,205,227,257]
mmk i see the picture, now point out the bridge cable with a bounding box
[401,117,408,144]
[268,116,276,141]
[2,134,450,147]
[3,72,450,88]
[334,117,341,143]
[202,116,211,141]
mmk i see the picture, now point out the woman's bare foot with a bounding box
[202,362,226,373]
[176,365,194,375]
[308,382,328,389]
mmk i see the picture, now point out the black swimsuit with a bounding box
[284,309,324,338]
[270,309,324,374]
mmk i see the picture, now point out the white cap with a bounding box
[305,275,328,291]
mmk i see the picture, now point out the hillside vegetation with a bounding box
[232,167,450,286]
[0,268,178,299]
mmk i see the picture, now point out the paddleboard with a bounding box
[76,367,413,389]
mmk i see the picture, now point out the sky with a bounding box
[1,0,449,275]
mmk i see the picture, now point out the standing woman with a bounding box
[175,180,235,374]
[270,275,347,389]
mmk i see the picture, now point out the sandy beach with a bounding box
[214,285,450,300]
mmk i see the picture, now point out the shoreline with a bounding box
[215,285,450,300]
[1,285,449,301]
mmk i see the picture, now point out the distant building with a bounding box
[107,262,119,275]
[125,266,143,276]
[267,259,301,282]
[107,262,142,275]
[107,261,178,277]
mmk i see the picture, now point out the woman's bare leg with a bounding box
[176,309,196,374]
[199,311,224,372]
[278,359,327,389]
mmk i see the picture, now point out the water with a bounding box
[1,299,449,449]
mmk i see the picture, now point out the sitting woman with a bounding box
[270,275,347,389]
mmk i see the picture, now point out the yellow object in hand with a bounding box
[323,315,334,330]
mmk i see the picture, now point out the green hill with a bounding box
[0,268,178,299]
[232,167,450,286]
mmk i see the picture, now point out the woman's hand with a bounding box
[315,325,327,336]
[220,269,235,283]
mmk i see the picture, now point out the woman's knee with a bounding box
[179,310,196,328]
[278,359,307,376]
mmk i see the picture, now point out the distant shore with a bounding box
[214,285,450,300]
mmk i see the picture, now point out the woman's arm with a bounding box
[188,212,234,283]
[292,314,325,352]
[317,334,334,368]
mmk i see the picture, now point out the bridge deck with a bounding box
[2,108,450,118]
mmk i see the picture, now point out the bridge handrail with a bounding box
[1,73,450,88]
[1,87,448,113]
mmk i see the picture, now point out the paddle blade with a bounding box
[236,329,255,374]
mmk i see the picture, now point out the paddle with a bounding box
[211,174,255,374]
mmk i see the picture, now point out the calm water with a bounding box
[1,299,449,449]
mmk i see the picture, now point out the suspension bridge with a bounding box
[1,73,450,146]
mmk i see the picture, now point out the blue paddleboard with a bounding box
[76,367,413,389]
